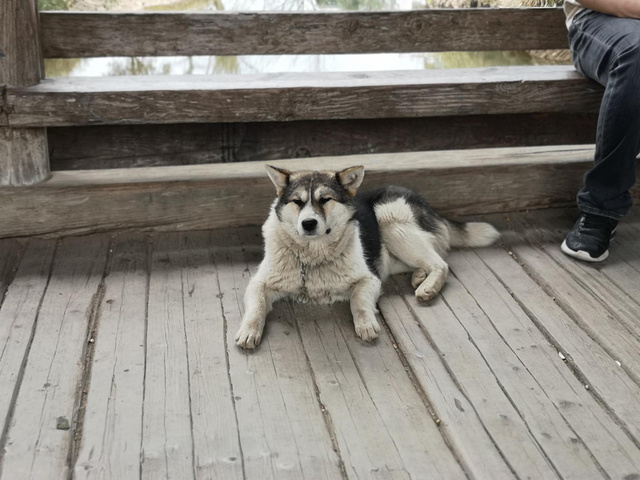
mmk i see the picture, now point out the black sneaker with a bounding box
[561,212,618,262]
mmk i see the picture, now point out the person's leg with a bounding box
[563,11,640,261]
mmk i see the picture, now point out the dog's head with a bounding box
[265,165,365,241]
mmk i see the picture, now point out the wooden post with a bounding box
[0,0,50,186]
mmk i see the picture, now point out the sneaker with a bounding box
[561,212,618,262]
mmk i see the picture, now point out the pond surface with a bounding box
[42,0,571,77]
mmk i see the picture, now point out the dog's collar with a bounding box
[298,257,310,302]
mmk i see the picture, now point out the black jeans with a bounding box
[568,10,640,220]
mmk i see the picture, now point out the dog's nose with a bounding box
[301,219,318,232]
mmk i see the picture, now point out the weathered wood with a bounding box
[0,0,49,186]
[296,301,465,479]
[388,277,559,479]
[0,0,42,87]
[447,250,640,477]
[47,114,599,171]
[502,211,640,383]
[177,231,243,480]
[5,67,603,128]
[40,9,569,58]
[0,238,26,305]
[0,128,50,185]
[213,229,342,479]
[142,232,194,480]
[477,217,640,442]
[74,234,148,480]
[0,240,55,448]
[0,235,109,479]
[377,287,515,478]
[3,145,629,239]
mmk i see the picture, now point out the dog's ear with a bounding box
[337,166,365,197]
[265,165,291,196]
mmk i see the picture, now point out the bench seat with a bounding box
[3,66,603,128]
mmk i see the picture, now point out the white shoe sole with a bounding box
[561,239,609,263]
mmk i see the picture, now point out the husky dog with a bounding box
[235,165,500,349]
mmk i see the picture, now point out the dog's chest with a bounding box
[266,255,360,304]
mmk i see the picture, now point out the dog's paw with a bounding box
[415,284,440,303]
[411,269,427,289]
[235,324,263,349]
[354,318,381,342]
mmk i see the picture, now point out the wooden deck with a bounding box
[1,207,640,480]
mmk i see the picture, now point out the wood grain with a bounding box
[177,231,243,480]
[47,114,599,171]
[1,145,619,238]
[447,250,640,477]
[74,234,148,480]
[377,286,515,478]
[0,0,49,186]
[296,301,465,479]
[141,232,194,480]
[40,9,569,59]
[0,235,109,479]
[0,128,50,186]
[0,240,56,449]
[475,240,640,446]
[6,67,603,128]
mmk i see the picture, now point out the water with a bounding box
[41,0,571,77]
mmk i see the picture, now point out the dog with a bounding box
[235,165,500,349]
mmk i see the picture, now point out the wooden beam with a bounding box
[0,0,49,186]
[0,145,626,239]
[6,67,603,128]
[47,114,598,171]
[40,9,568,59]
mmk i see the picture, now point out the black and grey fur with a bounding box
[235,165,500,349]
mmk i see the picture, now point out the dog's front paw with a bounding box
[415,283,441,303]
[235,324,263,349]
[354,317,381,342]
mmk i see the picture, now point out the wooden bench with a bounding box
[0,6,615,238]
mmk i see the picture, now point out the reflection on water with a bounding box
[41,0,571,77]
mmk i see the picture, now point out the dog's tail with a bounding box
[447,219,500,248]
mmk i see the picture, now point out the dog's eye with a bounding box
[292,199,305,207]
[319,197,332,205]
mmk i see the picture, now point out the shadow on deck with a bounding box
[1,207,640,480]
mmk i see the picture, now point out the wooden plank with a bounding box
[0,240,55,448]
[386,277,559,479]
[5,145,633,239]
[447,250,640,477]
[5,67,602,128]
[73,234,148,480]
[475,226,640,443]
[213,228,342,480]
[141,232,194,480]
[0,0,49,186]
[502,211,640,383]
[296,301,465,479]
[0,235,109,479]
[47,113,598,171]
[377,287,515,479]
[0,238,26,305]
[0,128,50,186]
[0,0,42,87]
[40,9,569,58]
[177,231,242,480]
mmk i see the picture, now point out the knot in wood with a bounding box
[339,19,362,36]
[407,17,426,35]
